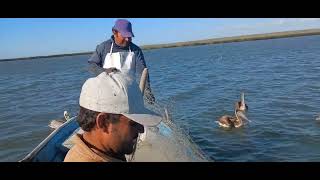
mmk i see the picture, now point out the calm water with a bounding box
[1,35,320,161]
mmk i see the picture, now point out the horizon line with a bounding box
[1,28,320,62]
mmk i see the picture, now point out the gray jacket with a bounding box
[88,36,155,103]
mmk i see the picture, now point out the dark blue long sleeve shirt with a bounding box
[88,36,155,103]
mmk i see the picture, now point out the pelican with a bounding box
[48,111,71,129]
[218,92,249,128]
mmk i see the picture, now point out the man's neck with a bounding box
[82,132,126,161]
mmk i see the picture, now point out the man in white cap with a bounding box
[64,72,162,162]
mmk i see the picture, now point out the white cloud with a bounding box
[212,18,320,38]
[293,18,320,22]
[265,18,320,26]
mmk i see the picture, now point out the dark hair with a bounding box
[77,106,120,131]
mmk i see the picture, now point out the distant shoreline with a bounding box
[1,28,320,62]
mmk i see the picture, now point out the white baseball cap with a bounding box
[79,72,162,126]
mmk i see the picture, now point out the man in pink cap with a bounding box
[88,19,155,104]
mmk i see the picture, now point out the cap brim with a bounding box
[123,108,162,127]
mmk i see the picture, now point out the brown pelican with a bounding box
[218,92,249,128]
[48,111,71,129]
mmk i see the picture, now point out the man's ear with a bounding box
[96,113,110,133]
[112,29,117,36]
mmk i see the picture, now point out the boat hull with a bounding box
[21,117,211,162]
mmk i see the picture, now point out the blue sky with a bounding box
[1,18,320,59]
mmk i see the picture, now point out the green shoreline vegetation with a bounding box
[1,28,320,62]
